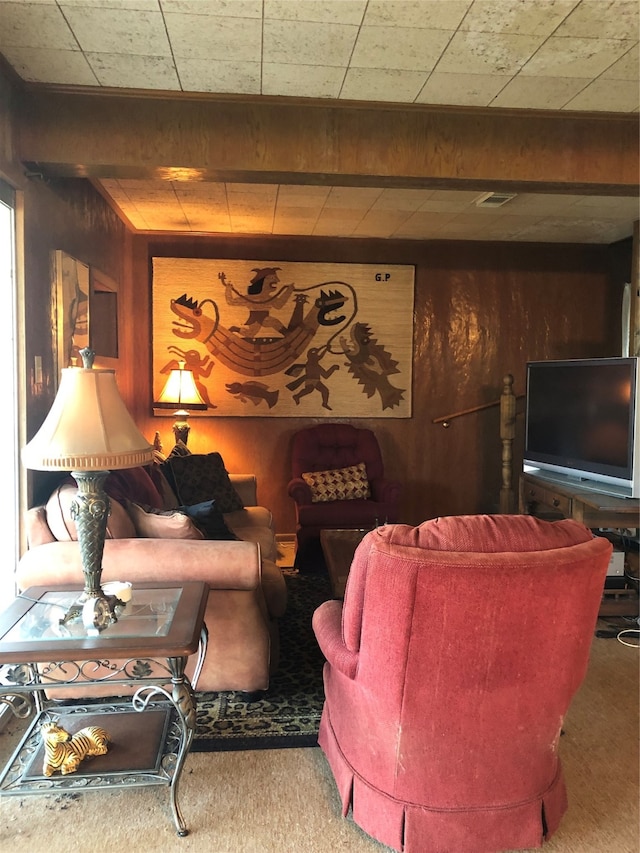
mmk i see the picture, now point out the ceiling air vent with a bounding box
[474,192,517,208]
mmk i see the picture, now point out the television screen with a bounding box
[524,357,639,499]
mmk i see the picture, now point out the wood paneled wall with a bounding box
[128,233,626,535]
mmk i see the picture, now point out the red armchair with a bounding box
[287,424,401,568]
[312,514,612,853]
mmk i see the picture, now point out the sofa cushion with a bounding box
[46,483,136,541]
[146,462,179,509]
[105,467,164,509]
[164,452,244,513]
[126,502,205,540]
[179,500,239,541]
[302,462,371,503]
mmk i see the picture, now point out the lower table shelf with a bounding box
[0,700,185,821]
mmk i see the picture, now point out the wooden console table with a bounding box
[520,472,639,616]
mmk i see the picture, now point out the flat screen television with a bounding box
[524,356,639,499]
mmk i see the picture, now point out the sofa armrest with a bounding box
[312,599,358,679]
[229,474,258,507]
[287,476,313,505]
[16,538,262,592]
[24,506,56,547]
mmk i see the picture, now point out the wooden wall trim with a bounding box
[15,90,639,194]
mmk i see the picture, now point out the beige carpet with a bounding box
[0,634,637,853]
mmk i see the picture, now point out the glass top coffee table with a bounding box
[320,529,370,598]
[0,581,208,837]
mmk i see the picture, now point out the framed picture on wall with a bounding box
[52,249,90,383]
[90,267,119,367]
[152,257,415,418]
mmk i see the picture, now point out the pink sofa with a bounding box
[16,465,287,695]
[312,514,612,853]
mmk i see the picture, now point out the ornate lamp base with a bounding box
[60,469,117,633]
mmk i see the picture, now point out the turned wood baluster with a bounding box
[499,374,516,514]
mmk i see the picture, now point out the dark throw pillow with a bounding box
[165,452,244,514]
[179,500,239,541]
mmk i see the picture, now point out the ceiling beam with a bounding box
[15,88,640,195]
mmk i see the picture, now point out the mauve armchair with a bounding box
[287,424,401,568]
[312,514,612,853]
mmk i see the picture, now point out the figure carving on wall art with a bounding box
[221,267,294,337]
[286,347,339,410]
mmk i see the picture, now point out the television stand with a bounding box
[520,472,639,617]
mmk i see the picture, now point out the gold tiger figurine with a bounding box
[40,722,111,777]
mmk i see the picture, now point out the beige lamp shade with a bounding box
[156,361,207,411]
[22,366,154,471]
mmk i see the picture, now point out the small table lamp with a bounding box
[21,348,154,633]
[155,360,207,445]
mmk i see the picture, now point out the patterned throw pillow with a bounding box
[302,462,371,503]
[165,452,244,514]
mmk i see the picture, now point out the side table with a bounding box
[320,529,369,598]
[0,581,208,837]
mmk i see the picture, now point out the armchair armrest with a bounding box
[312,599,358,679]
[369,477,402,505]
[287,476,313,505]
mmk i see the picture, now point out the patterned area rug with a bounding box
[192,571,332,752]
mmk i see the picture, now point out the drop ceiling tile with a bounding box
[417,198,478,213]
[570,196,640,215]
[172,180,223,195]
[353,212,411,237]
[0,47,96,85]
[416,71,507,106]
[163,12,262,61]
[340,67,427,102]
[460,0,579,37]
[61,6,171,56]
[555,0,639,39]
[372,189,433,211]
[227,183,278,200]
[277,185,331,205]
[352,25,452,72]
[365,0,470,30]
[61,1,158,9]
[315,208,364,224]
[324,187,383,209]
[521,36,634,78]
[273,212,318,230]
[401,210,457,229]
[162,0,262,16]
[262,19,358,66]
[263,62,345,98]
[441,189,495,203]
[437,31,544,76]
[86,52,180,89]
[265,0,366,26]
[491,74,588,109]
[174,57,260,93]
[601,45,639,79]
[313,220,358,237]
[0,3,78,50]
[564,77,639,111]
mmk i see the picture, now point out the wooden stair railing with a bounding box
[433,374,524,513]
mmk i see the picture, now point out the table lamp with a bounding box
[21,348,154,633]
[155,359,206,445]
